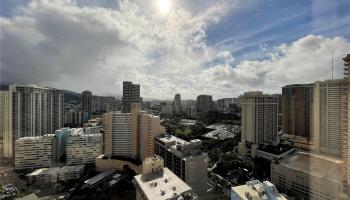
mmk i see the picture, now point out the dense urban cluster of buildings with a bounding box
[14,127,102,170]
[160,93,240,118]
[236,55,350,200]
[1,54,350,200]
[0,80,212,199]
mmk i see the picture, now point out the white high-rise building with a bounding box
[314,79,348,157]
[2,85,64,158]
[0,91,11,158]
[240,91,279,145]
[15,134,55,170]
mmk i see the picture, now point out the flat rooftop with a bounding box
[277,151,344,183]
[157,134,189,145]
[16,134,54,141]
[27,167,59,176]
[232,180,286,200]
[84,169,116,186]
[58,165,84,173]
[134,168,192,200]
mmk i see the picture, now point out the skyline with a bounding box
[1,0,350,99]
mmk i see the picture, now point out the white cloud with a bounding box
[1,0,349,100]
[199,35,350,97]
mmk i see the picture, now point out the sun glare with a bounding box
[158,0,171,14]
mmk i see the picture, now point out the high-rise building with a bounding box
[161,102,174,117]
[217,98,240,112]
[103,110,133,158]
[0,91,10,158]
[91,95,120,113]
[196,95,213,115]
[133,156,197,200]
[81,90,92,117]
[240,91,279,145]
[2,85,64,159]
[182,100,197,118]
[174,93,182,115]
[15,134,55,170]
[64,110,83,127]
[282,84,314,139]
[313,79,347,157]
[122,81,140,113]
[154,135,208,198]
[343,54,350,196]
[102,103,163,161]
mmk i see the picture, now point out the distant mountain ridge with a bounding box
[64,90,81,105]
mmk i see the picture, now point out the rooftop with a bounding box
[84,169,117,186]
[134,167,192,200]
[27,167,60,176]
[16,134,54,141]
[277,151,344,184]
[15,193,40,200]
[231,180,286,200]
[58,165,84,173]
[156,134,189,145]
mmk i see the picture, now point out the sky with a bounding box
[0,0,350,100]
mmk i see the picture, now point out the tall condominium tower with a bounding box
[102,103,163,161]
[174,93,182,115]
[343,54,350,196]
[122,81,140,113]
[0,91,10,158]
[81,90,92,117]
[196,95,213,115]
[240,91,279,145]
[282,84,314,138]
[2,85,64,158]
[313,79,347,157]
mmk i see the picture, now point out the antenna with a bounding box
[331,50,334,80]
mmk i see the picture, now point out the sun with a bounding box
[158,0,172,14]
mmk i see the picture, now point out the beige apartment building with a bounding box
[102,103,163,161]
[240,91,279,148]
[313,79,348,158]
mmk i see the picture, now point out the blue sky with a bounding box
[1,0,350,99]
[206,0,350,62]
